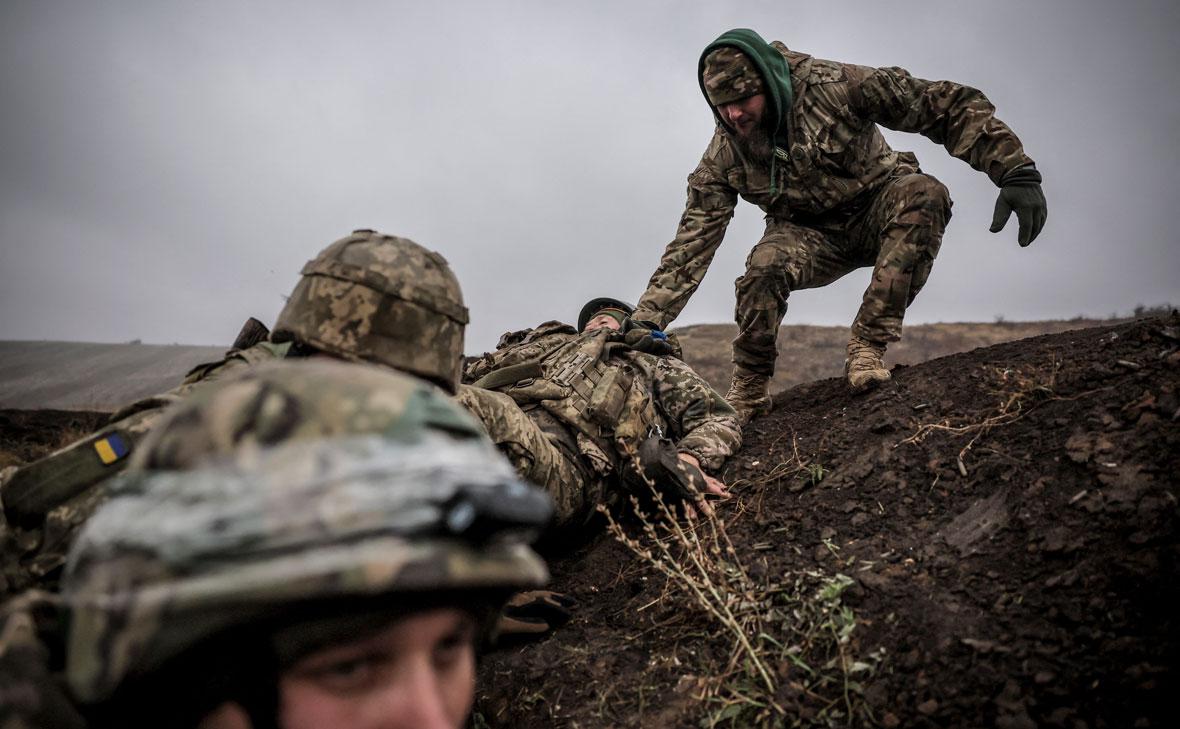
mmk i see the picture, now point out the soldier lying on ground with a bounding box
[458,297,741,540]
[0,229,469,597]
[631,28,1048,423]
[0,360,550,728]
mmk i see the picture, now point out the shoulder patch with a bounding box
[93,433,130,465]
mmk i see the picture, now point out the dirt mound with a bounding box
[477,315,1179,728]
[673,318,1124,395]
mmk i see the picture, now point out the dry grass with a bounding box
[895,357,1116,475]
[602,472,883,727]
[896,359,1062,475]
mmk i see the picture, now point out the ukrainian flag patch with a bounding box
[93,433,130,465]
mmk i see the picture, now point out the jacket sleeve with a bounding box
[652,357,741,472]
[847,63,1034,185]
[633,143,738,329]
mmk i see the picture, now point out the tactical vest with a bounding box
[474,330,663,477]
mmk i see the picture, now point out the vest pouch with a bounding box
[583,366,629,428]
[505,378,571,404]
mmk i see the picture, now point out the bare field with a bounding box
[0,320,1127,412]
[0,341,224,410]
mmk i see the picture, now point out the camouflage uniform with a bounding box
[460,322,741,529]
[633,36,1034,378]
[0,229,469,597]
[0,358,548,727]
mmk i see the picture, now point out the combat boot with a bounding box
[725,367,772,425]
[845,336,891,393]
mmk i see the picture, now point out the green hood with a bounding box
[699,28,793,144]
[699,29,794,192]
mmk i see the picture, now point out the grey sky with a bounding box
[1,0,1177,354]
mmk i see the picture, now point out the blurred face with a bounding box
[278,608,477,729]
[717,93,766,138]
[583,310,625,333]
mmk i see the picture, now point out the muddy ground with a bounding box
[477,316,1179,728]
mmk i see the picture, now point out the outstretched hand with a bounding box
[677,452,729,519]
[989,164,1047,247]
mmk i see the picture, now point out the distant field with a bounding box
[0,341,224,410]
[0,318,1133,411]
[673,318,1124,393]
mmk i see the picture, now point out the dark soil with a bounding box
[0,409,109,469]
[477,315,1180,728]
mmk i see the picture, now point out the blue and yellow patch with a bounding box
[93,433,130,465]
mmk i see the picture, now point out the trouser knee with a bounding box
[886,174,953,249]
[733,268,790,375]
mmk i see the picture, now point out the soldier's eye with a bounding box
[302,652,386,694]
[432,620,476,671]
[313,655,377,688]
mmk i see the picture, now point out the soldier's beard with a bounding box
[733,117,776,167]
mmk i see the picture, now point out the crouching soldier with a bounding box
[459,297,741,536]
[0,358,551,728]
[0,229,470,596]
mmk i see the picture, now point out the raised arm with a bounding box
[633,145,739,329]
[848,63,1034,184]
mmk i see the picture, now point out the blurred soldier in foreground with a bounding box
[460,297,741,537]
[0,358,552,728]
[0,229,469,596]
[632,28,1048,422]
[5,435,548,728]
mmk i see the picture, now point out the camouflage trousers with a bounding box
[456,386,602,529]
[733,173,953,375]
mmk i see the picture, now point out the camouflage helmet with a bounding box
[272,229,469,393]
[127,358,485,472]
[577,296,635,332]
[61,431,551,704]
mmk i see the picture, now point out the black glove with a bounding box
[495,590,578,642]
[990,164,1047,247]
[621,318,676,356]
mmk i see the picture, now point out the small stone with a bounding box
[882,712,900,728]
[917,698,939,715]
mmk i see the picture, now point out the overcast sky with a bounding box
[1,0,1177,354]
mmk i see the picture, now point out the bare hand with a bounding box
[677,452,729,518]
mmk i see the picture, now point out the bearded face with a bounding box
[717,93,775,166]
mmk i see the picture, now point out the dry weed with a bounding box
[602,482,882,727]
[897,358,1064,474]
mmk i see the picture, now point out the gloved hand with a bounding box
[621,318,676,356]
[989,164,1047,247]
[495,590,577,642]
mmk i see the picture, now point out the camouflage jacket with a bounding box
[0,341,291,597]
[634,42,1035,328]
[463,322,741,474]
